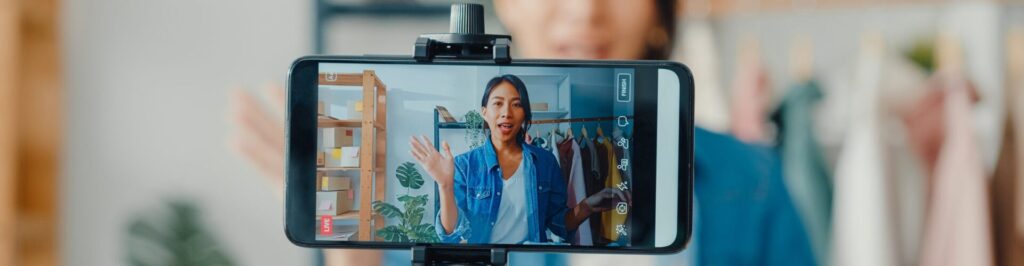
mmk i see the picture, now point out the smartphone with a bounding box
[284,56,693,254]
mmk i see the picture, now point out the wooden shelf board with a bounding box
[316,211,360,220]
[318,73,364,86]
[318,117,361,128]
[317,166,360,171]
[318,117,385,130]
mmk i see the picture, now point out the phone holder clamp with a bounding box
[412,246,507,266]
[409,3,511,265]
[413,3,512,64]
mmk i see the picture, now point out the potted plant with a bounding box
[464,110,486,149]
[372,162,439,243]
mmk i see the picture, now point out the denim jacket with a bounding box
[435,137,572,244]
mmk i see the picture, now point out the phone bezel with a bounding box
[284,55,693,254]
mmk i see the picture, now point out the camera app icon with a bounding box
[616,202,628,215]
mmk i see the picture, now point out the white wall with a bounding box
[62,0,311,265]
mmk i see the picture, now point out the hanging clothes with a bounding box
[559,136,593,245]
[992,98,1024,266]
[771,80,832,265]
[831,36,897,266]
[579,135,605,244]
[550,132,559,167]
[558,135,574,189]
[599,136,625,242]
[731,62,773,143]
[874,48,936,266]
[678,19,730,132]
[901,85,947,180]
[693,127,814,265]
[918,71,994,266]
[992,30,1024,266]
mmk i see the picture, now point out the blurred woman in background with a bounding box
[231,0,814,265]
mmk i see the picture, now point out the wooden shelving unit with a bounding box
[318,70,387,241]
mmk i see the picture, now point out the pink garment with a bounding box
[730,63,772,143]
[561,137,592,245]
[900,76,979,196]
[918,72,994,266]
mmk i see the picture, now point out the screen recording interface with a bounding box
[314,63,637,247]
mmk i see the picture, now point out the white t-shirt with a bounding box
[490,158,529,244]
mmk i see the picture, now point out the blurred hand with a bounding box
[227,84,381,266]
[408,136,455,189]
[228,85,286,197]
[582,188,631,213]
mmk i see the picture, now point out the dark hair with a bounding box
[647,0,677,60]
[481,74,532,143]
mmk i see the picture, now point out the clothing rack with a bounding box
[532,116,624,125]
[432,108,630,149]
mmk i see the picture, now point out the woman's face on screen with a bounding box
[482,81,526,144]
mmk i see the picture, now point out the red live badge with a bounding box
[320,215,333,235]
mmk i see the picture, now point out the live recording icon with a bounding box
[616,73,632,102]
[320,216,333,235]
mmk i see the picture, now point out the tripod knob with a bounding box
[449,3,485,35]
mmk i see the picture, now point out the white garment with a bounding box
[491,158,529,244]
[831,36,896,266]
[677,19,729,132]
[566,138,592,245]
[552,132,560,167]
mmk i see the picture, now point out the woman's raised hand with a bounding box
[582,187,632,212]
[409,135,455,189]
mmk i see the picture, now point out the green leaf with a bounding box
[405,205,425,228]
[412,223,439,243]
[371,201,404,219]
[124,199,236,266]
[463,111,486,149]
[396,162,425,189]
[376,225,409,242]
[397,194,428,207]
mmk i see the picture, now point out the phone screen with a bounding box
[296,60,688,250]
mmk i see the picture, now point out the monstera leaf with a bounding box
[375,162,438,243]
[372,201,404,219]
[376,225,410,243]
[396,162,424,189]
[413,223,440,243]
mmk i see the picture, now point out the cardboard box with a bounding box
[326,148,341,167]
[316,191,354,216]
[325,146,359,168]
[319,175,352,191]
[340,146,360,168]
[315,171,325,190]
[530,102,549,111]
[316,151,326,167]
[323,128,354,148]
[348,100,363,119]
[318,101,325,116]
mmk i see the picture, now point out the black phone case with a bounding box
[283,55,694,254]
